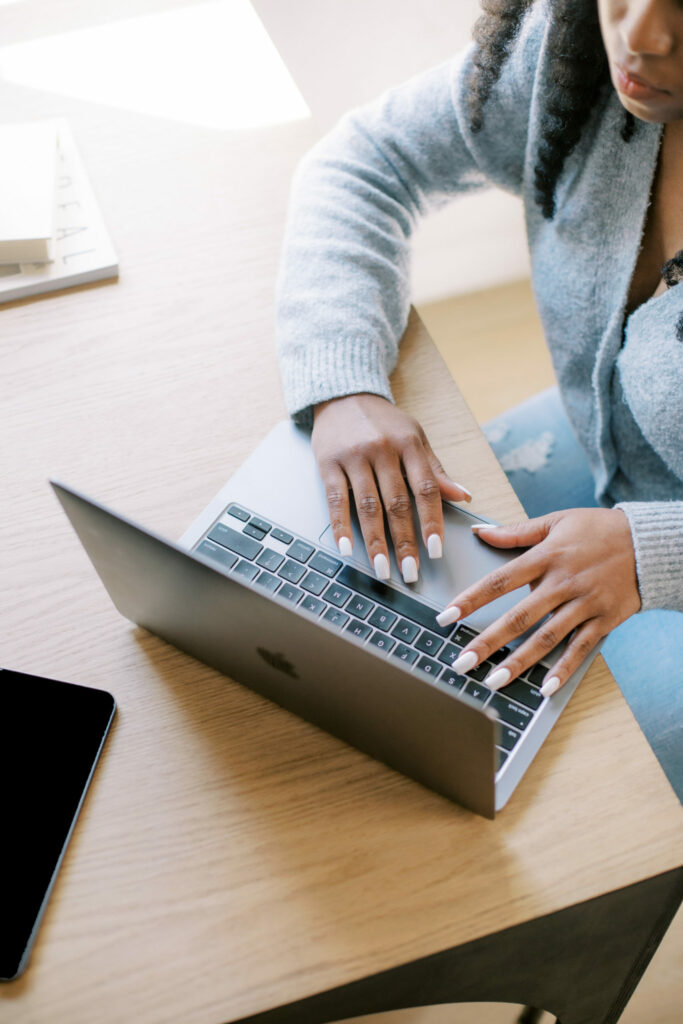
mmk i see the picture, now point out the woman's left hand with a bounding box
[437,508,641,697]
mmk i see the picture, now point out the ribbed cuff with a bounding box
[279,337,395,430]
[615,501,683,612]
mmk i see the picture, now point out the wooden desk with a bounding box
[1,4,681,1023]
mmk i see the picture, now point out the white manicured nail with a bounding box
[427,534,443,559]
[401,556,418,583]
[456,483,473,501]
[338,536,353,557]
[436,605,461,627]
[452,650,478,674]
[373,553,390,580]
[485,667,511,691]
[541,675,561,698]
[471,523,498,532]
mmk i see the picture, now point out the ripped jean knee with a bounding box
[483,387,597,519]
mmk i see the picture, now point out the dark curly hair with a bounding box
[468,0,635,219]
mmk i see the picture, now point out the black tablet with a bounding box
[0,668,116,981]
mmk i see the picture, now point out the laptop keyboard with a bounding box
[193,503,551,775]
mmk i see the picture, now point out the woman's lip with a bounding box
[615,64,670,100]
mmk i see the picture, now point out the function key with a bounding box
[227,505,250,522]
[271,527,294,545]
[391,643,419,666]
[256,548,285,572]
[209,523,262,560]
[496,748,509,771]
[347,595,374,619]
[244,523,267,541]
[301,595,326,616]
[249,516,272,534]
[289,539,315,563]
[390,618,420,644]
[417,656,441,678]
[368,606,397,632]
[498,724,521,751]
[309,551,342,577]
[490,693,533,731]
[415,631,444,656]
[324,582,352,608]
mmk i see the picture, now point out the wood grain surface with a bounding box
[1,4,681,1022]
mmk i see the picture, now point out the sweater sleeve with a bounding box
[275,5,548,428]
[615,502,683,612]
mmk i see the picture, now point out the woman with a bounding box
[276,1,683,793]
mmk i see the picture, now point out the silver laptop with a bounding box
[51,419,597,818]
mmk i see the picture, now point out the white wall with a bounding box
[255,0,529,303]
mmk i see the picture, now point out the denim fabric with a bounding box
[484,388,683,800]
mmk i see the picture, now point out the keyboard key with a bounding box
[323,607,349,629]
[368,606,398,632]
[255,571,280,593]
[417,656,441,678]
[487,645,511,665]
[391,618,420,644]
[324,582,352,608]
[337,565,452,636]
[468,660,494,682]
[227,504,250,522]
[278,559,306,584]
[496,748,509,771]
[301,570,328,596]
[525,663,549,688]
[438,642,463,667]
[498,724,521,751]
[441,670,467,689]
[345,618,372,641]
[209,522,262,560]
[249,516,272,534]
[279,583,303,603]
[233,559,259,582]
[256,547,285,572]
[309,551,342,577]
[490,693,534,731]
[196,539,238,571]
[454,624,478,645]
[501,679,543,711]
[391,643,419,666]
[289,539,315,563]
[347,595,374,619]
[464,680,490,704]
[301,595,326,616]
[415,630,444,656]
[243,522,267,541]
[369,631,395,654]
[271,527,293,545]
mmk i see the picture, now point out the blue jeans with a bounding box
[484,387,683,801]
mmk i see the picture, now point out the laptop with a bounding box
[51,419,597,818]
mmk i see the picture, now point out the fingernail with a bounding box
[471,523,498,532]
[436,605,460,627]
[338,536,353,557]
[452,650,478,674]
[485,667,511,691]
[373,553,390,580]
[541,675,561,698]
[427,534,442,559]
[456,483,472,501]
[401,556,418,583]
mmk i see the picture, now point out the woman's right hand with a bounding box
[311,393,472,583]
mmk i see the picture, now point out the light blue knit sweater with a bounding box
[276,3,683,613]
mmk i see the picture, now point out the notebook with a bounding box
[51,419,598,817]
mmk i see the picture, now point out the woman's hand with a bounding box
[312,393,472,583]
[436,508,641,696]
